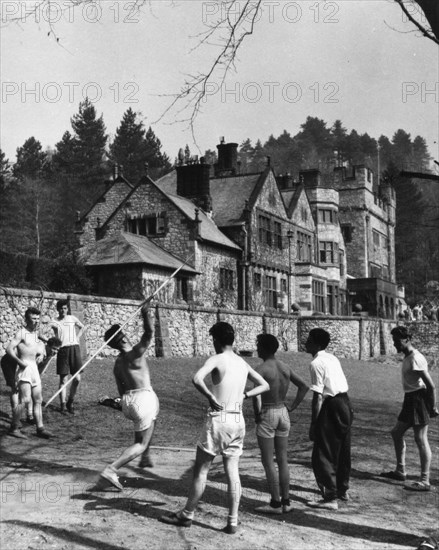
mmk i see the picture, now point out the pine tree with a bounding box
[70,97,108,186]
[13,137,48,181]
[52,131,77,174]
[0,149,12,190]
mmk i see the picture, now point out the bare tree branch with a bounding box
[394,0,439,44]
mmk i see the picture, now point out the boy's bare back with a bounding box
[257,359,292,405]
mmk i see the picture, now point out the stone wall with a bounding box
[298,317,360,359]
[1,287,437,361]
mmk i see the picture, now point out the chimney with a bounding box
[176,159,212,213]
[276,174,294,190]
[214,140,239,176]
[298,169,321,188]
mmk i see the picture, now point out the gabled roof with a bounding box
[81,231,198,273]
[156,169,267,228]
[281,185,306,218]
[210,171,267,226]
[166,193,241,251]
[79,175,134,223]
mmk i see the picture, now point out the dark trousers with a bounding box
[312,393,353,501]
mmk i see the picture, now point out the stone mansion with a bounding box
[77,140,399,318]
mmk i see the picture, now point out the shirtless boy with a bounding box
[99,305,157,491]
[6,307,53,439]
[253,333,309,514]
[161,322,269,534]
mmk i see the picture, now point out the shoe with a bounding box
[306,499,338,510]
[223,524,237,534]
[417,536,438,550]
[36,428,53,439]
[8,427,28,439]
[338,492,349,501]
[26,415,35,425]
[139,455,154,468]
[60,403,67,414]
[282,498,293,513]
[379,470,406,481]
[255,503,283,515]
[160,512,192,527]
[66,400,75,415]
[404,481,431,492]
[100,467,123,491]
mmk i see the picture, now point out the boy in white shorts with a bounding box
[160,322,269,534]
[99,305,157,491]
[253,334,309,514]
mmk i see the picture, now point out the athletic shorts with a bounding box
[256,404,290,439]
[122,388,159,432]
[197,410,246,458]
[398,389,430,426]
[1,355,17,388]
[57,345,82,376]
[16,362,41,388]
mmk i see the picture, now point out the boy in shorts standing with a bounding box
[6,307,53,439]
[160,322,269,534]
[52,300,85,414]
[253,334,309,514]
[98,305,157,491]
[380,326,438,491]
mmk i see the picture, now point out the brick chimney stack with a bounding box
[176,157,212,213]
[214,139,239,177]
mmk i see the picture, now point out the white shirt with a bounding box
[402,349,427,393]
[53,315,81,347]
[309,350,349,397]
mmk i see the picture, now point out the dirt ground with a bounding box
[1,351,438,550]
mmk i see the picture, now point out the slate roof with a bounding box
[156,170,264,228]
[166,193,241,251]
[81,231,198,274]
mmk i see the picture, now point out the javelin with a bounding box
[44,254,193,409]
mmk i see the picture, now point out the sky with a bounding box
[1,0,438,169]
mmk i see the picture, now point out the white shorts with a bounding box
[16,363,41,388]
[197,410,245,458]
[122,388,159,432]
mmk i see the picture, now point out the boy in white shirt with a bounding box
[52,300,85,414]
[380,326,438,491]
[306,328,353,510]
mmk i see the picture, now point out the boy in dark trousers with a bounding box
[306,328,353,510]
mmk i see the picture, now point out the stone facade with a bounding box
[2,287,437,361]
[75,142,398,319]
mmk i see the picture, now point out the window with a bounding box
[382,265,389,280]
[281,279,287,294]
[327,284,339,315]
[312,280,325,313]
[319,241,338,264]
[264,276,277,309]
[373,230,381,248]
[219,268,234,290]
[253,273,262,290]
[127,213,166,237]
[301,207,308,222]
[273,221,282,249]
[369,263,382,278]
[258,215,272,246]
[341,224,353,243]
[176,277,189,301]
[297,232,312,262]
[339,251,345,276]
[318,209,335,223]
